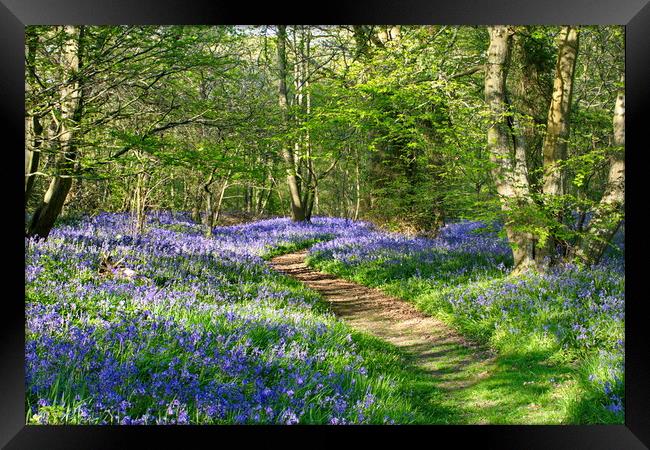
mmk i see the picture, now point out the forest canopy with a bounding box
[24,25,624,270]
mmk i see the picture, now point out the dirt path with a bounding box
[269,250,496,392]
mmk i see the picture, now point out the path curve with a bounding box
[269,250,495,391]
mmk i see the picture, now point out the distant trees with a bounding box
[25,26,253,237]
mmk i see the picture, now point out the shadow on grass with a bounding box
[305,254,593,424]
[447,348,577,424]
[351,331,466,424]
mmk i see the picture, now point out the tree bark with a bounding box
[538,26,580,264]
[131,168,149,235]
[354,146,361,221]
[542,26,579,197]
[485,26,537,273]
[27,26,85,239]
[574,74,625,264]
[213,178,230,225]
[202,166,218,236]
[25,29,43,207]
[277,25,305,221]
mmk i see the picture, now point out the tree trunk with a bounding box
[202,167,218,237]
[574,75,625,264]
[538,26,580,264]
[485,25,537,273]
[27,26,85,239]
[304,183,315,221]
[301,152,314,220]
[354,146,361,220]
[259,171,274,216]
[213,178,230,225]
[542,26,579,197]
[191,182,202,223]
[131,169,149,235]
[256,172,268,215]
[277,25,305,221]
[25,29,43,207]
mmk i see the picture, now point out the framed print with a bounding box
[3,0,649,448]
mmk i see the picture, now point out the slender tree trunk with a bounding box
[277,25,305,221]
[243,184,251,213]
[170,178,175,207]
[121,177,131,211]
[131,169,149,235]
[191,181,202,223]
[485,25,537,273]
[28,26,85,239]
[256,171,268,215]
[213,176,230,225]
[251,186,261,216]
[300,32,315,222]
[260,188,273,216]
[258,170,274,216]
[354,146,361,220]
[202,167,218,236]
[101,179,110,207]
[182,177,189,212]
[574,75,625,264]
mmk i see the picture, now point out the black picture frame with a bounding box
[3,0,649,448]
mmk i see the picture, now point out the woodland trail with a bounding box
[269,250,496,393]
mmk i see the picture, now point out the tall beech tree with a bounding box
[538,26,580,264]
[276,25,306,221]
[485,25,537,272]
[485,26,589,271]
[541,27,580,197]
[28,26,86,239]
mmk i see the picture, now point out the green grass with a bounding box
[302,257,572,423]
[346,332,464,424]
[307,252,624,424]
